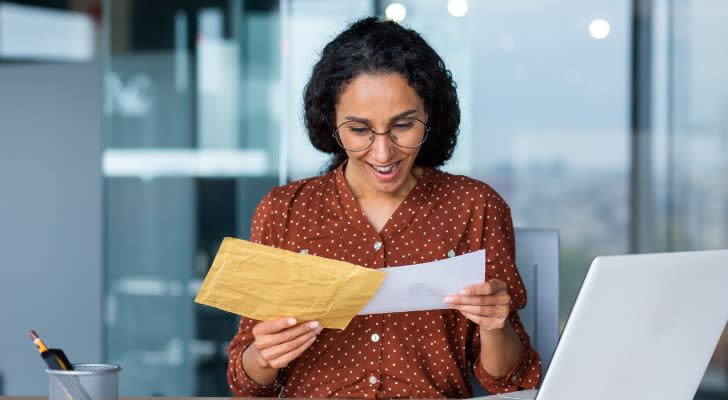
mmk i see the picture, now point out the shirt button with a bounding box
[300,248,309,255]
[447,249,455,258]
[371,333,380,343]
[368,375,378,384]
[373,241,382,251]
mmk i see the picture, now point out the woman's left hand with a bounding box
[444,279,511,331]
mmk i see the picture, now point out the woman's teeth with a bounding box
[372,163,398,173]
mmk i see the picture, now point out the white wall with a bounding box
[0,62,102,395]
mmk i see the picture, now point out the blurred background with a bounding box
[0,0,726,398]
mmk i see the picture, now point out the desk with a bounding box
[0,398,240,400]
[0,396,533,400]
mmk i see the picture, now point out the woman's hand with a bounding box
[444,279,511,331]
[242,317,323,384]
[446,279,524,377]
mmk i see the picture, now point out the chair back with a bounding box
[471,227,560,395]
[513,227,560,375]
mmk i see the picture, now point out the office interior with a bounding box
[0,0,726,398]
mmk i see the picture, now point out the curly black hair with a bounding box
[304,16,460,173]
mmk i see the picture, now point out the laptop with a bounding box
[480,249,728,400]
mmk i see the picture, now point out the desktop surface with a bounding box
[0,397,239,400]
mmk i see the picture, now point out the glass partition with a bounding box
[103,0,280,395]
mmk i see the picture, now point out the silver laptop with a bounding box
[481,249,728,400]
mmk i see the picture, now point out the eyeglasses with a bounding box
[333,118,429,152]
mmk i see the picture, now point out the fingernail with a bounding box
[288,317,297,326]
[315,326,324,334]
[444,296,453,303]
[459,289,468,295]
[309,321,320,329]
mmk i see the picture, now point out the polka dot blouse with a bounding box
[227,164,541,398]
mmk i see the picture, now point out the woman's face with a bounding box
[335,73,426,198]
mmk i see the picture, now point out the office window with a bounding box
[650,0,728,395]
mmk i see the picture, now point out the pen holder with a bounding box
[47,364,121,400]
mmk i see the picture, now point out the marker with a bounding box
[29,330,74,371]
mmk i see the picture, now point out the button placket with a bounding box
[366,314,384,390]
[372,237,386,269]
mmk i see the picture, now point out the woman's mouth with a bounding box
[368,161,401,178]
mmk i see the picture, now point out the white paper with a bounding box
[358,249,486,314]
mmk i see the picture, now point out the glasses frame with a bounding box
[333,118,430,152]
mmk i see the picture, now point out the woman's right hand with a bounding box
[242,317,323,384]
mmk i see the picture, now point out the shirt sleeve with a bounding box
[470,197,542,393]
[227,317,282,397]
[226,190,288,397]
[472,312,542,393]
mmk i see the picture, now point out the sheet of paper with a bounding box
[359,249,486,314]
[194,238,386,330]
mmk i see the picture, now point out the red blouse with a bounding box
[227,165,541,398]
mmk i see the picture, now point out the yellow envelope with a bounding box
[194,237,387,329]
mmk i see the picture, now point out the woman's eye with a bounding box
[349,127,371,135]
[392,122,414,131]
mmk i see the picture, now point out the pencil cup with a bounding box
[47,364,121,400]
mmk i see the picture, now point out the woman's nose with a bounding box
[368,131,396,159]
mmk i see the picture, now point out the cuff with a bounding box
[473,352,524,392]
[229,344,281,397]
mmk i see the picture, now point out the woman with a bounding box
[227,17,541,398]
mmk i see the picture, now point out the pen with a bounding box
[29,330,74,371]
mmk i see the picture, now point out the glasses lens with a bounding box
[336,121,374,151]
[389,119,427,148]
